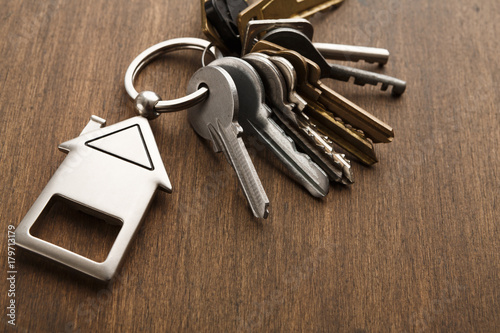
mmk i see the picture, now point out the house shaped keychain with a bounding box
[16,38,222,280]
[16,115,172,280]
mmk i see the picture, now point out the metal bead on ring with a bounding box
[135,91,161,120]
[124,38,224,118]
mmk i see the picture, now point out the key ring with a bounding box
[124,37,224,119]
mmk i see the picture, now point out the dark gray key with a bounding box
[210,57,330,198]
[263,28,407,96]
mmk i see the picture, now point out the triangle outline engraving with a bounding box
[85,124,154,170]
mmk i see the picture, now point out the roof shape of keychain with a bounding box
[15,38,223,281]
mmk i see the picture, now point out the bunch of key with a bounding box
[189,0,407,218]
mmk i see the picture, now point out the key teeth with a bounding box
[302,125,354,184]
[304,121,356,184]
[272,107,350,184]
[269,118,320,167]
[257,117,330,197]
[354,78,367,86]
[329,114,370,142]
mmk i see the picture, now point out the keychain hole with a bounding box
[198,83,209,91]
[29,195,122,263]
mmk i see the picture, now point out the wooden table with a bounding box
[1,0,498,331]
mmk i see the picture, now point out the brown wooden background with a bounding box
[1,0,498,332]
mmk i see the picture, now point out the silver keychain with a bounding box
[16,38,223,281]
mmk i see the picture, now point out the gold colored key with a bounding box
[306,58,394,144]
[238,0,345,41]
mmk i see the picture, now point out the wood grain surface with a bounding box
[1,0,498,332]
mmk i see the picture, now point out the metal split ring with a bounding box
[124,38,224,119]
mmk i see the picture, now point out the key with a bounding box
[263,28,407,95]
[251,43,380,166]
[201,0,230,54]
[243,53,353,183]
[314,43,390,66]
[237,0,345,40]
[209,57,330,197]
[239,18,389,65]
[252,41,394,143]
[187,65,270,218]
[305,55,395,144]
[241,18,314,56]
[205,0,248,54]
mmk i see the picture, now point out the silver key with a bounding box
[244,53,353,184]
[263,28,407,95]
[241,19,389,65]
[210,57,330,198]
[187,66,270,219]
[314,43,390,66]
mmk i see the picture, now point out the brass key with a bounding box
[305,60,395,144]
[238,0,345,41]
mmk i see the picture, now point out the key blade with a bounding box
[247,116,330,197]
[238,0,344,39]
[335,153,353,184]
[272,108,348,183]
[328,63,407,95]
[314,82,395,144]
[304,100,379,166]
[188,66,270,219]
[314,43,390,65]
[210,121,270,219]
